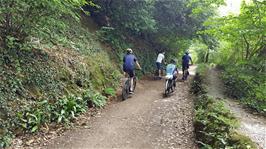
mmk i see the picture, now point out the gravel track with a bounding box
[43,74,196,149]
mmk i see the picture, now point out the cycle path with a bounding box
[41,67,197,148]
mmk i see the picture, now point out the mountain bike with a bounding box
[164,75,176,97]
[122,75,136,100]
[122,70,144,100]
[182,68,189,80]
[182,64,192,80]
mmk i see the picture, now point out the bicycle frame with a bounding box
[164,77,174,97]
[121,69,143,100]
[122,76,136,100]
[182,68,189,80]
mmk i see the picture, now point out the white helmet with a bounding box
[126,48,133,54]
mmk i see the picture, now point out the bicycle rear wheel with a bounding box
[183,69,189,80]
[164,79,171,96]
[122,79,130,100]
[132,77,137,92]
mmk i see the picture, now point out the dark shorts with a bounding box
[182,64,189,71]
[156,62,162,70]
[123,68,135,78]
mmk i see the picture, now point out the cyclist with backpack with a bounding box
[123,48,141,94]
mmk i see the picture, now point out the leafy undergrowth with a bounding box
[0,18,121,148]
[191,70,257,149]
[0,6,157,147]
[221,59,266,114]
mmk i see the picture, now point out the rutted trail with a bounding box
[42,74,196,148]
[206,68,266,148]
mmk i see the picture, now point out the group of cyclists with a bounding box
[123,48,193,94]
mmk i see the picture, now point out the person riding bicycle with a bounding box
[156,51,165,78]
[182,51,193,80]
[123,48,141,94]
[165,59,178,88]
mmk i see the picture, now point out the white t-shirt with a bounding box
[156,53,165,63]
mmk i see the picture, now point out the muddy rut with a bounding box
[42,73,196,148]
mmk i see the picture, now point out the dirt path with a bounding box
[206,68,266,148]
[40,71,197,148]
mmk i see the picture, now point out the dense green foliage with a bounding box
[91,0,223,50]
[0,90,106,147]
[0,0,121,147]
[201,1,266,113]
[191,69,256,149]
[0,0,88,46]
[87,0,225,74]
[96,26,157,74]
[222,62,266,113]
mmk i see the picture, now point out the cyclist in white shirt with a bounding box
[156,51,165,78]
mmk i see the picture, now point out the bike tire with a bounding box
[122,79,130,100]
[173,79,176,89]
[183,69,189,80]
[164,79,170,96]
[168,79,173,93]
[132,77,137,92]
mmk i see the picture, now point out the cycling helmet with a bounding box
[126,48,133,54]
[185,50,189,55]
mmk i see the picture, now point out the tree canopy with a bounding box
[88,0,224,51]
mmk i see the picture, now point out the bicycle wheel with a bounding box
[173,78,176,89]
[183,69,189,80]
[132,77,137,92]
[122,79,130,100]
[164,79,171,96]
[185,70,189,80]
[168,79,174,92]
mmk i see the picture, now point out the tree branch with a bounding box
[242,34,250,59]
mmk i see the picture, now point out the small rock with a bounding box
[26,139,35,146]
